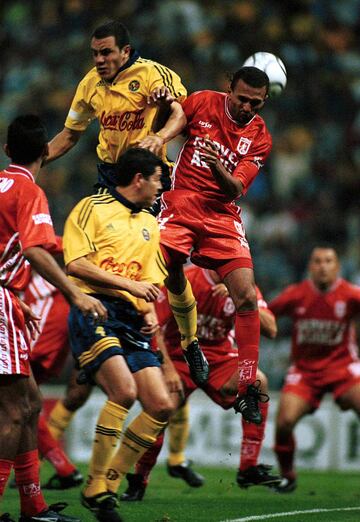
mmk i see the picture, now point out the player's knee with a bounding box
[147,396,174,422]
[233,286,257,312]
[64,385,92,411]
[107,383,137,409]
[256,370,268,392]
[276,415,296,434]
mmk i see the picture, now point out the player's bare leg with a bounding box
[337,382,360,415]
[0,375,81,521]
[47,367,93,440]
[273,392,312,493]
[165,256,209,385]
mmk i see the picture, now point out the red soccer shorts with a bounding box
[170,340,238,409]
[0,288,30,376]
[282,362,360,409]
[29,291,70,383]
[159,190,253,270]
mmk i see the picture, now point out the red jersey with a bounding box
[156,265,267,355]
[0,164,57,292]
[172,90,272,202]
[269,279,360,372]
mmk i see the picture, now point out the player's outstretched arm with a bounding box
[23,246,107,320]
[67,256,160,302]
[45,127,83,164]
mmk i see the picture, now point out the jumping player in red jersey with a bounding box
[158,67,272,423]
[269,246,360,493]
[0,115,106,522]
[120,266,281,501]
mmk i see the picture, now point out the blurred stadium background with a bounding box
[1,0,360,469]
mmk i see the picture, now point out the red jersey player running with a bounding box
[269,246,360,492]
[159,67,272,423]
[0,115,106,521]
[120,265,280,501]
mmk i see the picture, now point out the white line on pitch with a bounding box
[221,506,360,522]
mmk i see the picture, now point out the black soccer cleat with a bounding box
[183,340,209,386]
[81,491,122,522]
[233,380,269,424]
[43,469,84,490]
[0,514,15,522]
[167,460,205,487]
[120,473,147,502]
[19,502,81,521]
[236,464,282,489]
[271,476,297,493]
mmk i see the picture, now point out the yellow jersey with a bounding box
[65,52,187,163]
[63,191,167,311]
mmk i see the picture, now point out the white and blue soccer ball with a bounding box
[243,52,287,97]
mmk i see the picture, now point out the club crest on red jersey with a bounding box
[237,137,252,155]
[334,300,346,318]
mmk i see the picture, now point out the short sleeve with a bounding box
[65,77,96,131]
[148,63,187,102]
[233,129,272,195]
[63,198,98,265]
[17,183,57,251]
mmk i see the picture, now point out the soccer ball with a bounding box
[243,52,287,97]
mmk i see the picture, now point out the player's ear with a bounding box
[134,171,144,187]
[3,144,10,158]
[41,143,49,162]
[121,44,131,55]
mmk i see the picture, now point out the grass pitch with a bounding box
[1,464,360,522]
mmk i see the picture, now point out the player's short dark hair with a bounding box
[92,20,130,48]
[230,66,269,94]
[114,148,164,186]
[7,114,48,164]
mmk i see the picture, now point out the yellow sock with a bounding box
[167,279,198,350]
[47,400,75,440]
[106,411,167,493]
[168,402,190,466]
[84,400,128,498]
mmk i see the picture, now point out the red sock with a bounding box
[135,431,165,485]
[38,415,75,476]
[274,433,296,480]
[0,459,13,496]
[240,401,268,470]
[14,450,47,516]
[235,310,260,394]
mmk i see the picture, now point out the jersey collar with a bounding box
[4,164,34,182]
[308,277,342,294]
[109,187,142,214]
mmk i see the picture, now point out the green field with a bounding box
[2,464,360,522]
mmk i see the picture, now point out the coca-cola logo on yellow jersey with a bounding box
[100,110,145,131]
[100,257,142,280]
